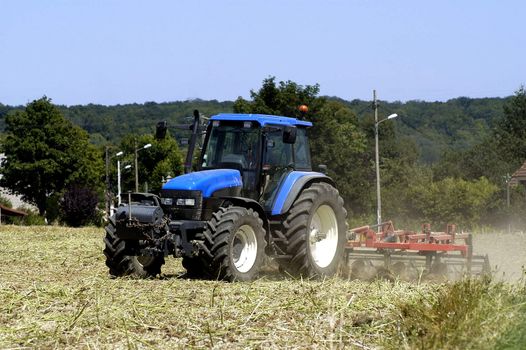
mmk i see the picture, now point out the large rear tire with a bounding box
[202,206,266,281]
[103,216,165,278]
[277,182,347,278]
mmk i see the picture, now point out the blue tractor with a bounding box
[104,110,347,281]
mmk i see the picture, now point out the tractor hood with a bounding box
[162,169,242,198]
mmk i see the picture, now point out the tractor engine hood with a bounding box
[162,169,242,198]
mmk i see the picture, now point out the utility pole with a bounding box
[506,173,511,207]
[373,90,381,226]
[105,146,110,216]
[117,159,122,206]
[506,173,511,234]
[134,139,139,192]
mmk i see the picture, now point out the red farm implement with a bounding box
[344,221,490,281]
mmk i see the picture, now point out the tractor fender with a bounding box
[271,171,335,216]
[219,196,269,231]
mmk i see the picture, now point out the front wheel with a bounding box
[103,217,165,278]
[277,182,347,277]
[203,206,266,281]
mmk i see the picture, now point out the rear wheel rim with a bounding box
[309,204,339,268]
[232,224,258,273]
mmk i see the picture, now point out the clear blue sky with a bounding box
[1,0,525,106]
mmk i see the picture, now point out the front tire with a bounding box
[203,206,266,281]
[103,216,165,278]
[277,182,347,277]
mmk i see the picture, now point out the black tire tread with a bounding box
[103,216,165,278]
[276,182,347,277]
[200,206,266,281]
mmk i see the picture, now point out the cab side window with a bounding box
[265,131,292,167]
[294,128,311,170]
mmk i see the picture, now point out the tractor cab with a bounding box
[198,114,313,210]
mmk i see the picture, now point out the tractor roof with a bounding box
[210,113,312,127]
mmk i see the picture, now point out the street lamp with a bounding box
[373,90,398,226]
[134,142,152,192]
[105,149,124,215]
[118,164,132,205]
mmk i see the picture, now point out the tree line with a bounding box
[0,78,524,230]
[0,93,509,164]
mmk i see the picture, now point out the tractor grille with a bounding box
[160,189,203,220]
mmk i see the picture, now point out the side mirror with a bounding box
[283,126,297,144]
[318,164,328,174]
[156,121,167,139]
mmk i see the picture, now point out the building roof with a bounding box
[211,113,312,127]
[510,160,526,185]
[0,204,27,217]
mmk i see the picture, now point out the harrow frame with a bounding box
[345,221,490,279]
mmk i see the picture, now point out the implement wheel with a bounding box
[202,206,266,281]
[103,216,165,278]
[277,182,347,278]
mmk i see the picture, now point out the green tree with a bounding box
[234,76,324,118]
[494,86,526,170]
[0,97,104,216]
[433,140,507,184]
[408,177,498,228]
[0,194,13,208]
[357,108,420,224]
[60,185,100,227]
[234,77,369,217]
[309,101,369,216]
[117,133,184,194]
[438,87,526,184]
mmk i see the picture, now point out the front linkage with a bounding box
[110,192,209,261]
[104,192,268,281]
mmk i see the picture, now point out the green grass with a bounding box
[389,277,526,349]
[0,226,524,349]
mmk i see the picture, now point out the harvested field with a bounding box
[0,226,524,349]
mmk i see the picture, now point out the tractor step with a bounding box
[268,254,293,259]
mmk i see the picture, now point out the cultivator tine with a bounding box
[344,221,491,281]
[467,233,473,275]
[468,254,491,276]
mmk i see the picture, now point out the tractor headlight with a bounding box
[176,198,195,207]
[161,198,173,206]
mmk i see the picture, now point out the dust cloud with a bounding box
[473,232,526,282]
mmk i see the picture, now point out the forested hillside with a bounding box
[0,100,233,146]
[341,97,508,163]
[0,96,508,164]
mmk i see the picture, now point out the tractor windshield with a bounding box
[201,121,260,173]
[201,120,261,198]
